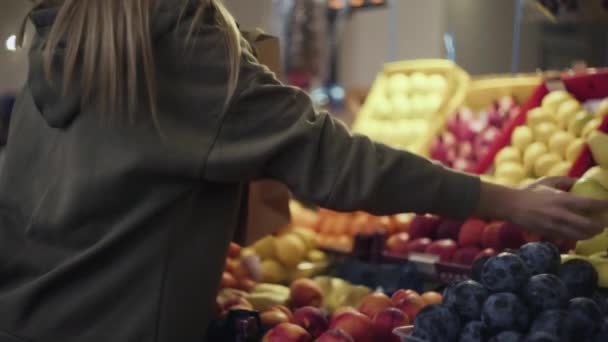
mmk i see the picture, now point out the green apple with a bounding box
[568,110,594,137]
[576,229,608,256]
[588,251,608,288]
[588,131,608,169]
[556,99,581,129]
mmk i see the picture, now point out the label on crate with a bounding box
[407,252,439,277]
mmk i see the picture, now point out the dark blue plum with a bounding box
[592,291,608,315]
[482,293,529,333]
[459,320,486,342]
[523,274,568,313]
[443,280,489,322]
[471,256,491,283]
[490,330,523,342]
[539,242,560,261]
[518,242,560,275]
[564,297,602,341]
[594,318,608,342]
[414,304,461,341]
[411,326,433,341]
[481,253,531,293]
[529,310,568,338]
[523,332,559,342]
[559,259,598,298]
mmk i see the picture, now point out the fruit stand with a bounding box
[211,66,608,342]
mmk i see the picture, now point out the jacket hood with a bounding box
[26,0,199,128]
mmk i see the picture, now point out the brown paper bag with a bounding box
[236,29,291,246]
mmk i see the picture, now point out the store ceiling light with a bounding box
[5,35,17,52]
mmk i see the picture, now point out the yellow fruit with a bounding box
[527,107,554,127]
[307,249,327,263]
[495,146,521,166]
[520,178,536,186]
[511,126,534,151]
[568,110,594,137]
[253,235,277,260]
[542,90,572,114]
[588,252,608,288]
[582,117,601,139]
[575,229,608,256]
[546,161,571,177]
[496,162,526,184]
[291,227,318,250]
[275,234,306,267]
[582,166,608,190]
[523,142,548,173]
[596,98,608,117]
[566,138,585,162]
[240,247,257,258]
[260,259,287,284]
[555,99,581,129]
[534,122,559,144]
[548,131,575,159]
[570,178,608,222]
[534,153,562,177]
[588,130,608,168]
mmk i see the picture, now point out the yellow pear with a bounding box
[495,146,521,166]
[546,161,571,177]
[581,117,601,139]
[496,162,526,184]
[555,99,581,129]
[275,234,307,267]
[560,253,588,263]
[568,110,594,137]
[534,153,562,177]
[252,235,277,260]
[589,251,608,288]
[542,90,572,114]
[596,97,608,117]
[260,259,287,284]
[535,122,559,144]
[565,138,585,162]
[549,131,575,159]
[527,108,554,127]
[575,229,608,256]
[570,178,608,222]
[582,166,608,190]
[523,142,548,173]
[511,126,534,151]
[588,130,608,168]
[291,227,318,250]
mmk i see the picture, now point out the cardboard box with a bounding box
[236,29,291,246]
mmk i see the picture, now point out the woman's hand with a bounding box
[476,177,608,240]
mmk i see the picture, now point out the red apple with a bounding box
[329,311,375,342]
[262,322,312,342]
[451,246,482,266]
[331,307,359,323]
[373,307,409,342]
[481,221,503,250]
[390,289,419,306]
[405,238,432,254]
[392,290,425,320]
[290,278,323,308]
[293,306,328,338]
[385,232,410,255]
[498,222,526,249]
[316,329,355,342]
[458,218,486,247]
[408,215,441,240]
[357,292,392,319]
[435,219,463,241]
[425,239,458,262]
[475,248,497,261]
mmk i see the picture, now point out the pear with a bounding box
[549,131,575,159]
[555,99,581,129]
[534,122,559,144]
[565,138,585,162]
[527,107,554,127]
[511,126,534,151]
[589,251,608,288]
[523,142,548,173]
[570,178,608,222]
[534,153,562,177]
[495,146,521,166]
[576,229,608,256]
[542,90,572,114]
[568,110,594,137]
[588,131,608,168]
[582,166,608,190]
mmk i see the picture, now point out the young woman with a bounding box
[0,0,606,341]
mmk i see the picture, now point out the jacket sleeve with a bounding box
[204,46,480,218]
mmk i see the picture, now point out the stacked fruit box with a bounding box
[352,59,470,157]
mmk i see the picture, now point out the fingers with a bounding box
[554,210,604,240]
[562,193,608,213]
[538,176,577,191]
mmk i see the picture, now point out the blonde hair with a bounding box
[27,0,241,125]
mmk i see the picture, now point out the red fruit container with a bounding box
[474,69,608,175]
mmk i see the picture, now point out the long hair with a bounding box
[28,0,241,125]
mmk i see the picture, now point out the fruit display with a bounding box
[406,242,608,341]
[352,59,469,156]
[261,287,443,342]
[315,209,412,252]
[221,242,257,292]
[489,90,607,186]
[430,96,521,172]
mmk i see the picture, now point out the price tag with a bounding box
[408,252,439,277]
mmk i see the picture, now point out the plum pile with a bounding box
[411,242,608,341]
